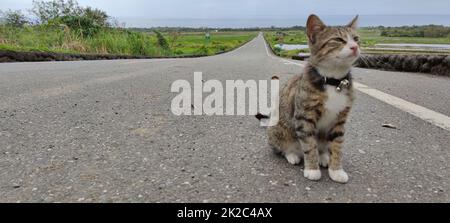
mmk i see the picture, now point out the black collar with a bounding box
[311,67,352,88]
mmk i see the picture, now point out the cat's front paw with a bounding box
[285,153,301,165]
[303,169,322,181]
[329,169,349,184]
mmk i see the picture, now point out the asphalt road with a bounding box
[0,34,449,203]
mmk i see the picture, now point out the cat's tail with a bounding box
[256,75,280,127]
[255,113,270,121]
[255,113,271,127]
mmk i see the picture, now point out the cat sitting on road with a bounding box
[260,14,361,183]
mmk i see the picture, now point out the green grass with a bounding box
[163,31,256,56]
[359,28,450,46]
[0,25,257,57]
[264,29,450,58]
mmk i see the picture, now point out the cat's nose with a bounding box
[350,46,359,54]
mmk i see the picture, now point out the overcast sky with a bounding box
[2,0,450,19]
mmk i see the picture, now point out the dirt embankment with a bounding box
[0,50,206,63]
[355,54,450,77]
[292,54,450,77]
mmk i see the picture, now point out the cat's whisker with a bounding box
[357,54,371,67]
[360,54,388,68]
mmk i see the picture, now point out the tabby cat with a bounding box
[265,15,360,183]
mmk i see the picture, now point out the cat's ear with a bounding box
[307,14,326,44]
[347,15,359,30]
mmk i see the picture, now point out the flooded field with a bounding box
[375,43,450,50]
[274,44,309,50]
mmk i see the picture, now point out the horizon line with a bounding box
[116,14,450,20]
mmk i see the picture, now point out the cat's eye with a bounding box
[353,36,360,42]
[333,38,347,44]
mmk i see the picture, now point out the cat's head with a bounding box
[306,14,360,77]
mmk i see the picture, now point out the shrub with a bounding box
[1,10,29,27]
[174,49,184,55]
[31,0,82,24]
[127,32,154,55]
[195,45,209,55]
[153,30,169,50]
[380,25,450,38]
[31,0,109,36]
[273,46,282,54]
[56,15,101,37]
[82,7,109,27]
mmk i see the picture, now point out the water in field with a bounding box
[274,44,309,50]
[375,44,450,50]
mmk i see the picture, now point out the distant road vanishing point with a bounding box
[0,34,449,202]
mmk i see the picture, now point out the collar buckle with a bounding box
[336,79,350,92]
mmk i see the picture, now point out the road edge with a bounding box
[0,34,259,63]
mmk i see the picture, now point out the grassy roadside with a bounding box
[0,25,257,58]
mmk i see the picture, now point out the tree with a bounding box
[1,10,29,27]
[29,0,110,37]
[31,0,109,27]
[31,0,82,24]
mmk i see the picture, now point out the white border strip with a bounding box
[353,82,450,131]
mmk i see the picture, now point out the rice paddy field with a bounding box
[264,28,450,57]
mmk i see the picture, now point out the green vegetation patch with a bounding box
[166,32,256,56]
[264,26,450,59]
[0,0,256,58]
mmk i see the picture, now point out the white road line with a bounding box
[264,38,450,132]
[263,35,275,58]
[122,60,155,65]
[354,82,450,131]
[121,58,177,65]
[282,59,305,67]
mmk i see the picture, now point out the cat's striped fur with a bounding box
[266,15,360,183]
